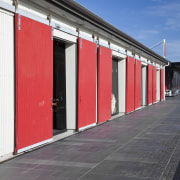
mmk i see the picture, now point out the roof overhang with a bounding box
[21,0,170,65]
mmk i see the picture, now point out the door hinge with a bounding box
[18,14,21,31]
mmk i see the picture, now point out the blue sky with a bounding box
[75,0,180,62]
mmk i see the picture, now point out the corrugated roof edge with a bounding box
[46,0,169,65]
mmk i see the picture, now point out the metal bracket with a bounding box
[108,41,110,48]
[76,27,80,36]
[47,14,52,26]
[13,0,18,12]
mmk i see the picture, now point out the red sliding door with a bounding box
[77,37,97,130]
[126,56,135,113]
[135,59,142,109]
[15,14,53,153]
[98,46,112,123]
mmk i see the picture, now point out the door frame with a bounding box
[53,29,77,132]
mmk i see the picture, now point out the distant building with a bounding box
[165,62,180,96]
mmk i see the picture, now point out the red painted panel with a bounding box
[126,56,135,113]
[152,66,157,103]
[160,69,164,101]
[135,59,142,109]
[148,64,153,105]
[15,14,53,152]
[98,46,112,124]
[78,37,97,130]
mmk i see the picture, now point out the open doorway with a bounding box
[53,40,66,135]
[52,29,77,136]
[112,57,119,115]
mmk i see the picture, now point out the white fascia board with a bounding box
[79,30,94,42]
[98,40,109,48]
[141,61,148,66]
[51,21,78,37]
[79,33,94,42]
[17,8,49,25]
[53,28,77,43]
[112,50,126,59]
[156,64,161,69]
[110,45,126,56]
[126,50,133,57]
[135,55,140,60]
[98,38,109,48]
[0,6,14,16]
[140,57,148,65]
[0,0,15,13]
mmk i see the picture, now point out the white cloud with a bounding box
[148,2,180,31]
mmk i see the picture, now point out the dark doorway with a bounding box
[112,58,119,115]
[53,40,66,134]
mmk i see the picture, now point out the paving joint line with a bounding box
[159,137,180,180]
[77,114,162,180]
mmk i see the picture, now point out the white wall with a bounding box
[65,43,77,130]
[118,59,126,113]
[0,9,14,157]
[141,65,147,106]
[156,69,160,101]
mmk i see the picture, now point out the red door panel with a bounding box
[98,46,112,124]
[135,59,142,109]
[152,66,157,103]
[78,37,97,130]
[148,64,153,105]
[161,69,164,101]
[126,56,135,113]
[15,14,53,152]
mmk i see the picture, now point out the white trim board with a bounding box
[79,123,96,131]
[0,1,15,13]
[112,50,126,59]
[53,28,77,43]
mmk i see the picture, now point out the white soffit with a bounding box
[53,28,77,43]
[112,50,126,59]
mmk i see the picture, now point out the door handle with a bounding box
[52,102,57,106]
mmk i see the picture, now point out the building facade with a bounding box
[0,0,169,161]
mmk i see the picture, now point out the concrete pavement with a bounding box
[0,96,180,180]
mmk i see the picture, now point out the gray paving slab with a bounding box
[1,96,180,180]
